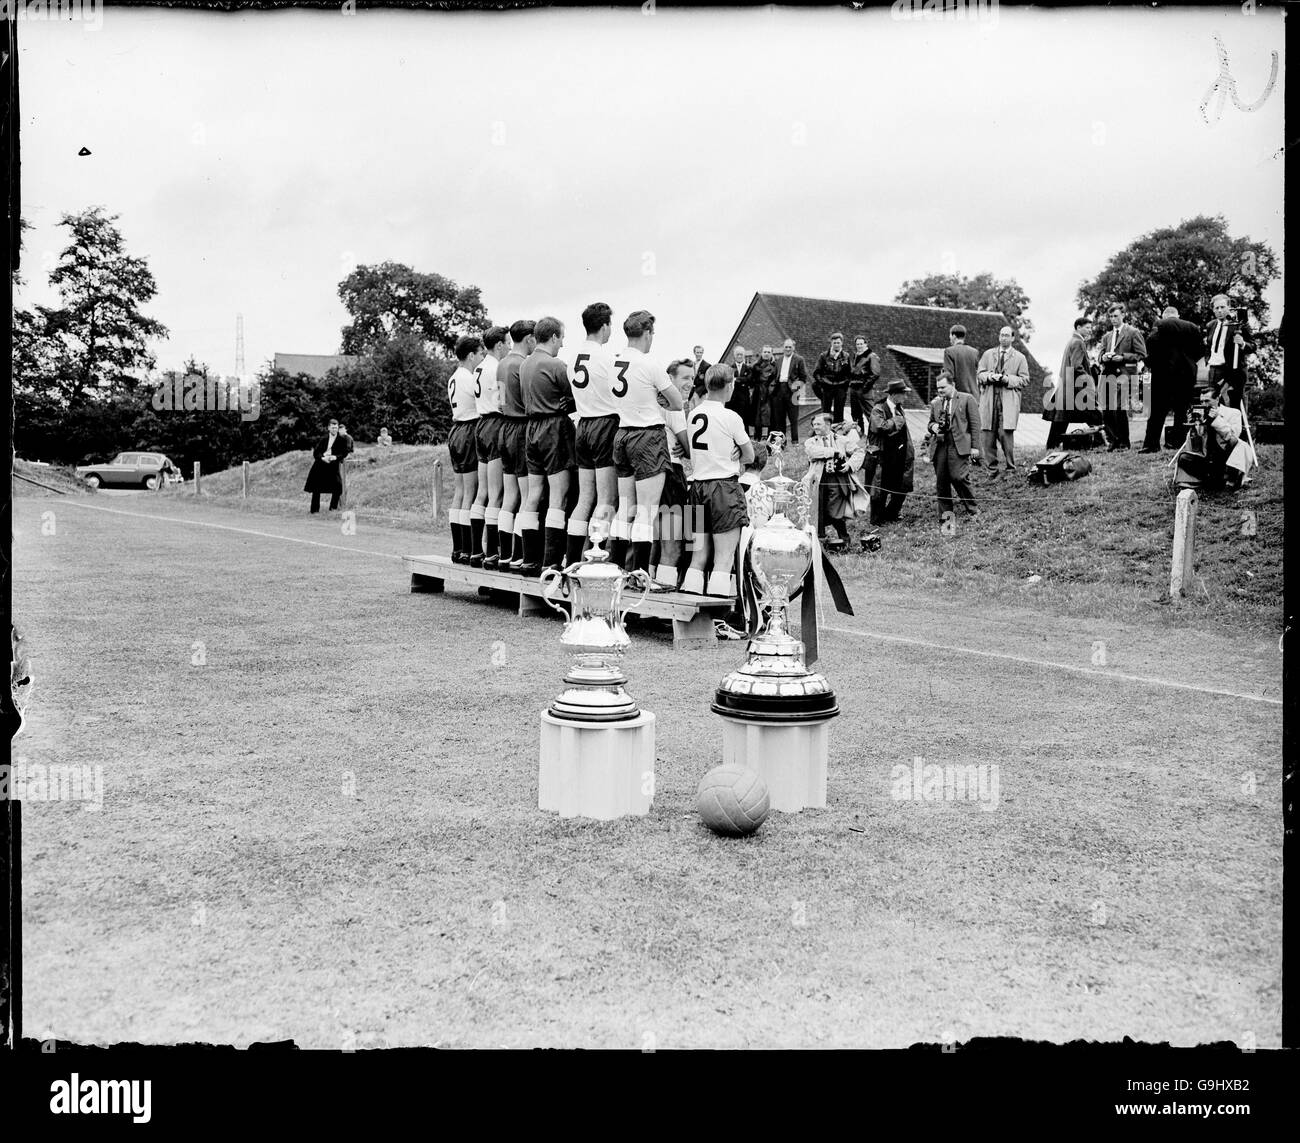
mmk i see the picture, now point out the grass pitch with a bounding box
[11,486,1281,1049]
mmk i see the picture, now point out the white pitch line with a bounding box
[54,499,407,561]
[820,624,1282,706]
[48,499,1281,707]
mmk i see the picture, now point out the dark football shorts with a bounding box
[474,413,501,463]
[690,476,749,534]
[497,416,529,478]
[448,419,478,474]
[526,413,576,476]
[662,462,689,510]
[575,413,620,469]
[614,424,672,481]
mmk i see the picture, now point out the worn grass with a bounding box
[11,492,1282,1049]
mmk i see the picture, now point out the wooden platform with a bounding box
[402,553,736,649]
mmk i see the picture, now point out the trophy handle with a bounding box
[619,570,651,620]
[539,568,571,618]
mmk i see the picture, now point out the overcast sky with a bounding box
[15,4,1285,378]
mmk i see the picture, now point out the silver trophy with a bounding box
[539,518,649,722]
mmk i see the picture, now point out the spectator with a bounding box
[1045,317,1102,450]
[303,415,349,514]
[749,345,780,441]
[772,338,808,444]
[868,380,914,525]
[1096,303,1146,450]
[848,334,880,435]
[805,413,870,552]
[691,344,711,399]
[976,325,1030,479]
[925,374,981,524]
[1142,306,1204,452]
[377,426,393,446]
[726,344,753,429]
[813,331,852,421]
[1204,293,1254,411]
[942,324,981,400]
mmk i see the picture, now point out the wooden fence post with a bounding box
[432,459,443,517]
[1170,488,1197,602]
[194,460,202,496]
[242,461,249,499]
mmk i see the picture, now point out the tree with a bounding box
[1075,214,1278,337]
[323,327,453,444]
[894,271,1035,341]
[338,261,491,357]
[37,206,168,406]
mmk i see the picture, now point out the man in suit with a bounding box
[725,344,752,429]
[771,337,808,443]
[1045,316,1101,450]
[976,326,1031,479]
[868,379,914,524]
[942,324,981,400]
[813,331,852,422]
[1142,306,1205,452]
[1096,303,1147,450]
[691,345,711,399]
[926,375,980,522]
[1205,293,1255,411]
[303,416,349,513]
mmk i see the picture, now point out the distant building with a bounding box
[273,353,360,381]
[721,292,1047,410]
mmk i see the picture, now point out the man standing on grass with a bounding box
[848,334,880,437]
[726,344,753,431]
[868,379,914,525]
[304,415,350,515]
[1204,293,1255,412]
[1142,306,1204,453]
[976,325,1030,479]
[813,331,852,422]
[772,337,808,444]
[495,319,536,573]
[1045,317,1101,450]
[926,374,980,525]
[1096,303,1146,451]
[942,324,981,400]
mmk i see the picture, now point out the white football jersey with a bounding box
[610,346,675,428]
[571,340,620,419]
[448,366,478,422]
[687,402,749,480]
[663,408,688,465]
[473,353,501,416]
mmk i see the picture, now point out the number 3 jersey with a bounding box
[687,403,749,480]
[611,346,675,428]
[473,353,501,416]
[448,366,479,422]
[570,341,620,419]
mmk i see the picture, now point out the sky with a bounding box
[14,3,1286,379]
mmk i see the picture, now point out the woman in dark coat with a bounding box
[304,417,347,512]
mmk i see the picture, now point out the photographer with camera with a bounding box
[926,374,981,524]
[804,413,870,551]
[975,325,1030,480]
[1205,294,1255,412]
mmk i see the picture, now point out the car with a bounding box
[74,451,178,490]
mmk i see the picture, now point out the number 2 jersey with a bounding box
[686,402,749,480]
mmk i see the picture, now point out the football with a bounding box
[696,763,771,837]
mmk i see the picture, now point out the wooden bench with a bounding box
[402,553,736,650]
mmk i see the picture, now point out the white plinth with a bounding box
[539,709,656,820]
[718,717,828,811]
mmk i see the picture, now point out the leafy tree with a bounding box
[338,261,491,356]
[36,206,168,406]
[1075,214,1278,338]
[894,271,1035,341]
[323,327,453,444]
